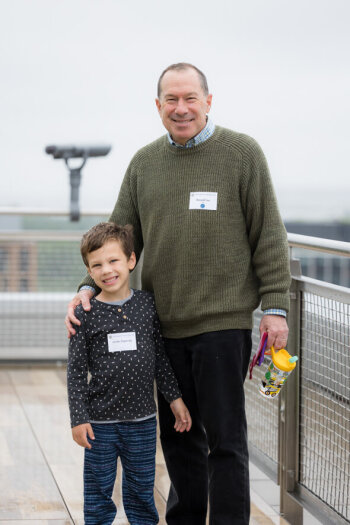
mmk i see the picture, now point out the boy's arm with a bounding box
[153,315,192,432]
[67,308,91,429]
[152,307,182,403]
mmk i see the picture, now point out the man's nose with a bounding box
[175,99,188,115]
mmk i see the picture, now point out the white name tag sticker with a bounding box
[189,192,217,210]
[107,332,137,353]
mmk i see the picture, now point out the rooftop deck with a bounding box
[1,223,349,524]
[1,364,297,525]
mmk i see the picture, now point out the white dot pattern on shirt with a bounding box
[67,290,181,427]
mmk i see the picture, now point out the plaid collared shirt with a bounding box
[167,118,215,148]
[263,308,286,317]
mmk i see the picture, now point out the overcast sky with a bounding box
[1,0,349,220]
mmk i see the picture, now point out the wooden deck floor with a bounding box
[0,366,289,524]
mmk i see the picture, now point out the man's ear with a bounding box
[155,98,161,113]
[206,94,213,113]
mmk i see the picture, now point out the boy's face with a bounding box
[87,239,136,301]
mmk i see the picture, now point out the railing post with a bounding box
[279,257,303,524]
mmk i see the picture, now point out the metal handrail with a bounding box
[0,208,350,257]
[0,207,109,216]
[288,232,350,257]
[0,230,84,241]
[0,230,85,242]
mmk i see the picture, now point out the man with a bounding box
[66,63,291,525]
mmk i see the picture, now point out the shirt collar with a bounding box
[167,118,215,148]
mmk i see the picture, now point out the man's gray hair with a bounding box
[157,63,209,98]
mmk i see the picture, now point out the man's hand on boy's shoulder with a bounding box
[65,289,94,338]
[170,398,192,433]
[72,422,95,449]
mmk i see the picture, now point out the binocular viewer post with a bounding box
[45,144,112,221]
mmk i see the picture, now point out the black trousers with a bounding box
[157,329,252,525]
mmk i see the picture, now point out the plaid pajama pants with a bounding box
[84,417,158,525]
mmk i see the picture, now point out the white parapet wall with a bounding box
[0,292,73,360]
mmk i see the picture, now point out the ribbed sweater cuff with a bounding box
[260,293,290,313]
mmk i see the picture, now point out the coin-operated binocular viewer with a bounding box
[45,144,112,221]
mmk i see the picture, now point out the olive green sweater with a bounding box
[80,126,291,338]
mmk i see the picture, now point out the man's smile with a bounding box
[171,118,194,123]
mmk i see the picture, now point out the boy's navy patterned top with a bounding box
[67,289,181,427]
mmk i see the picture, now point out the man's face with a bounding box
[156,68,212,145]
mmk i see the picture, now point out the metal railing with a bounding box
[246,235,350,524]
[0,227,140,360]
[0,214,349,523]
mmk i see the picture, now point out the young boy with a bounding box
[67,222,191,525]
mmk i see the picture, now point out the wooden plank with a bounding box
[0,371,71,521]
[0,521,72,524]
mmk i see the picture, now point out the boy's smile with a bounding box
[103,276,118,285]
[87,239,136,302]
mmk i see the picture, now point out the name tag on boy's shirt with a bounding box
[107,332,137,353]
[189,192,217,210]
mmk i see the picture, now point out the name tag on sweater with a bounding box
[108,332,137,352]
[189,192,217,210]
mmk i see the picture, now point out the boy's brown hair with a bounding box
[80,222,134,267]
